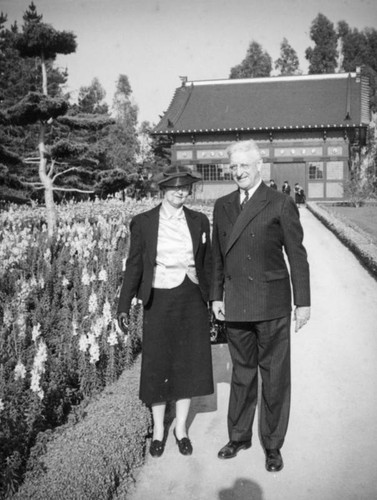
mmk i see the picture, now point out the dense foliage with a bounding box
[230,40,272,79]
[0,3,158,210]
[13,359,151,500]
[274,38,301,76]
[305,13,338,74]
[0,197,156,497]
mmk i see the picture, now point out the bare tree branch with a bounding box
[53,187,95,193]
[24,157,41,164]
[52,166,81,182]
[47,159,56,178]
[23,181,44,187]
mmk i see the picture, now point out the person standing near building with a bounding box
[294,183,306,207]
[117,165,214,458]
[282,180,291,195]
[211,140,310,472]
[269,179,277,190]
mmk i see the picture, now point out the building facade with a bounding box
[152,71,370,201]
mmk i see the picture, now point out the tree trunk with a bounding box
[41,52,48,96]
[38,51,56,237]
[38,122,56,237]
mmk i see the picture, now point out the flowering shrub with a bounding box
[0,197,156,497]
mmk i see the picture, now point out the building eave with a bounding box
[153,122,365,135]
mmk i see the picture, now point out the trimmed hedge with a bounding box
[13,357,151,500]
[307,202,377,280]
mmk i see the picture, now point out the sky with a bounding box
[1,0,377,125]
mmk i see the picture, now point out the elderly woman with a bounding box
[117,165,214,458]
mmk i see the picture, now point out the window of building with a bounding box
[195,164,232,181]
[326,161,344,180]
[308,162,324,180]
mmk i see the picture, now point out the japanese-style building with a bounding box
[152,70,371,201]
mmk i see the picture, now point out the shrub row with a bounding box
[307,202,377,279]
[13,357,151,500]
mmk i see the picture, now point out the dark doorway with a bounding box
[272,162,306,197]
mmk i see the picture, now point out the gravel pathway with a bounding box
[126,208,377,500]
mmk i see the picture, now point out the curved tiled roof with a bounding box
[153,73,369,134]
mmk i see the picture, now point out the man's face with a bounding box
[229,150,261,191]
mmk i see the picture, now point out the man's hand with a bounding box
[117,312,129,333]
[294,306,310,332]
[212,300,225,321]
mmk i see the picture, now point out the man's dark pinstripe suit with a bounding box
[210,181,310,450]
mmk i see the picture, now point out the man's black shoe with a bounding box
[265,448,283,472]
[218,440,251,459]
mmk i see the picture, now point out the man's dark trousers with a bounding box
[226,314,291,450]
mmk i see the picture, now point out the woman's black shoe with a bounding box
[173,430,193,456]
[149,439,165,457]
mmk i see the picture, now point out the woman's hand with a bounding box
[117,312,129,333]
[212,300,225,321]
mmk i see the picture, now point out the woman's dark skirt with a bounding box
[140,275,214,405]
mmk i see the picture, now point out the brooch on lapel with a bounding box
[202,232,206,244]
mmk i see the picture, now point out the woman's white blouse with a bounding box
[152,201,198,289]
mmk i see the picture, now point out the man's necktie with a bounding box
[241,189,249,209]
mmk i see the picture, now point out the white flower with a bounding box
[107,330,118,346]
[72,320,78,336]
[30,367,42,398]
[89,340,100,364]
[29,276,38,288]
[81,268,90,286]
[79,334,89,352]
[30,341,48,399]
[14,361,27,381]
[0,399,4,412]
[16,314,26,337]
[88,292,98,314]
[98,268,108,282]
[34,341,48,371]
[44,248,51,262]
[32,323,41,342]
[92,317,103,337]
[102,300,112,326]
[62,277,70,287]
[3,307,12,328]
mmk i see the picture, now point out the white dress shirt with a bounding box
[239,179,262,204]
[152,200,198,289]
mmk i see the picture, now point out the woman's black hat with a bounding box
[155,165,202,188]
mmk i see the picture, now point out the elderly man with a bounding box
[211,139,310,472]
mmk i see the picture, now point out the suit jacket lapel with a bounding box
[144,204,160,264]
[223,190,241,225]
[184,207,200,255]
[226,183,270,254]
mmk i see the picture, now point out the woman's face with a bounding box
[163,185,190,208]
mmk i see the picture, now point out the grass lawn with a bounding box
[319,204,377,246]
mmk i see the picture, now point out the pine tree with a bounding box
[337,21,377,113]
[78,77,109,114]
[5,2,76,234]
[275,38,301,76]
[93,74,140,197]
[305,13,338,74]
[230,40,272,79]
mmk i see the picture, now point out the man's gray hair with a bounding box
[226,139,262,162]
